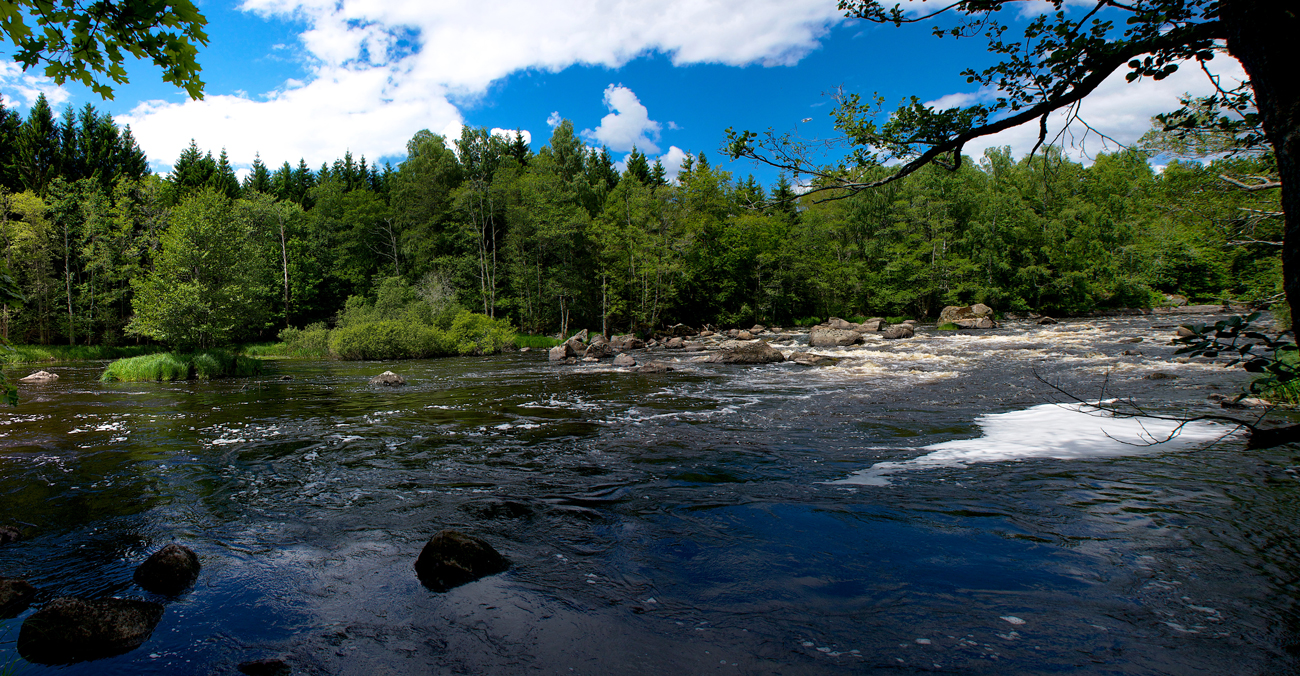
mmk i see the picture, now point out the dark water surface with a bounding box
[3,317,1299,675]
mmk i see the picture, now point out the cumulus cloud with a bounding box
[546,111,563,128]
[658,146,691,183]
[491,128,532,146]
[0,62,72,111]
[117,0,846,172]
[583,85,661,153]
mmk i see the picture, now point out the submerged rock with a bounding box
[238,658,292,676]
[1036,316,1058,325]
[278,375,294,381]
[788,352,837,366]
[133,543,201,595]
[18,370,58,383]
[414,529,510,592]
[17,597,164,664]
[1119,337,1143,344]
[705,340,785,364]
[636,361,675,373]
[1145,372,1179,380]
[665,337,685,349]
[0,525,20,545]
[613,353,636,367]
[1,578,37,617]
[736,330,754,340]
[369,371,406,386]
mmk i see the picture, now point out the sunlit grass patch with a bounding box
[100,350,263,382]
[1,344,165,364]
[513,334,560,349]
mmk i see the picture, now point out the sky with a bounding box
[0,0,1246,187]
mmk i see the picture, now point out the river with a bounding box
[2,315,1299,675]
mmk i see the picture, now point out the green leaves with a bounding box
[1173,312,1299,399]
[2,0,209,100]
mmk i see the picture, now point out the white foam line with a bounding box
[832,401,1240,486]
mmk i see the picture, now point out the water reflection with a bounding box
[1,316,1298,674]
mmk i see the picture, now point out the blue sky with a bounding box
[0,0,1242,187]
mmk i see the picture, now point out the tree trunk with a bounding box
[1223,0,1300,322]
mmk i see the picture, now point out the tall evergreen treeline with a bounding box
[0,91,1283,347]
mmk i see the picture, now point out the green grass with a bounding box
[513,334,561,349]
[936,322,960,331]
[100,349,263,382]
[239,342,288,357]
[1,344,165,364]
[790,316,821,327]
[885,316,911,324]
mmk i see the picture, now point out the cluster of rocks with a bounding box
[937,303,998,329]
[808,316,917,346]
[3,539,200,665]
[2,526,511,668]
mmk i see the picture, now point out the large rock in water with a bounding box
[548,343,575,361]
[18,370,59,383]
[369,371,406,386]
[414,529,510,592]
[809,327,863,347]
[562,335,586,355]
[636,361,674,373]
[610,334,645,350]
[17,597,164,664]
[953,317,996,329]
[583,342,613,359]
[613,353,636,367]
[0,525,20,545]
[882,325,914,339]
[1,578,37,617]
[705,340,786,364]
[133,543,201,595]
[938,303,993,324]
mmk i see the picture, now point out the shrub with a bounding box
[279,322,331,357]
[100,350,262,382]
[448,311,514,355]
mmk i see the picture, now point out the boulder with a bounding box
[705,340,786,364]
[0,525,20,545]
[519,347,531,352]
[278,375,294,381]
[548,343,575,361]
[827,317,856,331]
[583,343,613,359]
[133,543,201,596]
[589,333,609,346]
[882,325,915,339]
[736,330,754,340]
[238,658,292,676]
[683,342,706,352]
[369,371,406,386]
[665,337,685,349]
[1119,337,1143,344]
[613,353,636,367]
[809,327,863,347]
[17,597,164,664]
[666,323,696,337]
[1165,294,1189,307]
[857,319,886,332]
[1175,326,1198,339]
[1,578,37,617]
[636,361,675,373]
[953,317,996,329]
[570,329,589,343]
[18,370,58,383]
[938,304,994,324]
[750,324,766,333]
[788,352,836,366]
[1036,316,1058,325]
[581,356,599,362]
[562,336,586,355]
[698,330,714,338]
[610,334,645,350]
[414,530,510,592]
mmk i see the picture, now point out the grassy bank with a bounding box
[100,349,263,382]
[514,334,561,349]
[1,344,165,364]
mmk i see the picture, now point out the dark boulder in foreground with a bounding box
[0,525,21,545]
[134,543,201,595]
[17,597,163,664]
[369,371,406,386]
[415,529,510,592]
[238,657,292,676]
[1,578,38,617]
[705,340,785,364]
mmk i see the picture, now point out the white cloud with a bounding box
[546,111,563,128]
[0,62,72,111]
[659,146,691,183]
[583,85,661,153]
[118,0,845,172]
[928,54,1250,165]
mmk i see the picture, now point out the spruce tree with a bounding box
[14,94,60,194]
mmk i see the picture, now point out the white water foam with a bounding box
[833,402,1240,486]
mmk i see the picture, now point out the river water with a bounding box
[2,315,1299,675]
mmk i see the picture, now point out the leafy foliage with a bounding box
[1174,312,1298,400]
[1,0,209,100]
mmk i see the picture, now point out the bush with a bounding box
[514,334,561,349]
[937,322,960,331]
[100,350,262,382]
[279,322,331,357]
[448,311,514,355]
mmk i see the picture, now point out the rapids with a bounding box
[2,315,1298,674]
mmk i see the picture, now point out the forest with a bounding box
[0,91,1284,350]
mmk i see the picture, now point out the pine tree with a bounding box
[625,147,651,185]
[243,153,272,195]
[209,148,239,198]
[650,159,667,187]
[14,94,60,194]
[509,129,530,165]
[0,94,21,190]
